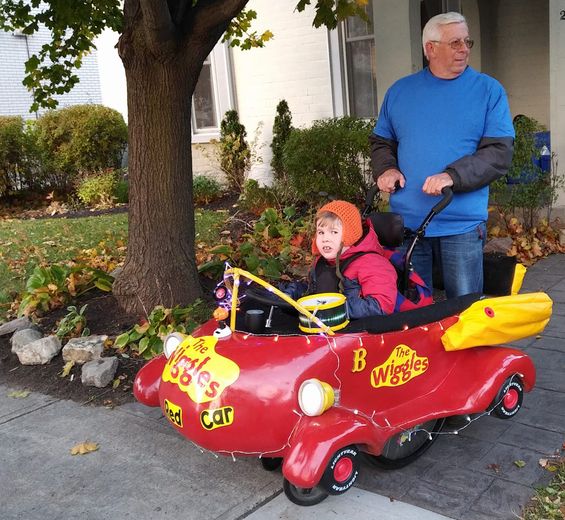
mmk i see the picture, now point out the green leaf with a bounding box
[114,333,130,349]
[94,279,112,292]
[514,460,527,468]
[209,244,233,255]
[137,336,150,354]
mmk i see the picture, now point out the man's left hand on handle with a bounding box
[422,172,454,196]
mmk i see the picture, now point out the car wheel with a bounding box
[364,418,445,470]
[282,479,329,506]
[490,376,524,419]
[260,457,282,471]
[319,445,360,495]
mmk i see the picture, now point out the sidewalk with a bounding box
[1,254,564,520]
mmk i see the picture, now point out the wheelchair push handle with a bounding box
[362,181,402,218]
[431,186,453,215]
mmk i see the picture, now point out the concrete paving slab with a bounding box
[244,487,454,520]
[524,347,565,369]
[0,386,58,423]
[464,480,536,520]
[0,393,281,520]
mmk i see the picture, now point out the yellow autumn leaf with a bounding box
[8,389,30,399]
[261,30,274,42]
[60,361,75,378]
[70,441,99,456]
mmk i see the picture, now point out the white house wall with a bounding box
[229,0,335,185]
[95,29,127,120]
[551,0,565,208]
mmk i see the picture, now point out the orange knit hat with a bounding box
[313,200,363,254]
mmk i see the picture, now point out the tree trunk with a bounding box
[113,59,201,315]
[113,0,247,316]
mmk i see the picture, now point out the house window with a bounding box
[343,4,377,118]
[191,43,233,142]
[192,55,218,130]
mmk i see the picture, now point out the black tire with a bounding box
[319,445,360,495]
[490,376,524,419]
[283,479,329,506]
[260,457,282,471]
[364,418,445,470]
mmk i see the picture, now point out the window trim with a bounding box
[191,42,235,143]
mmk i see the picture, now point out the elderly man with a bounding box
[370,12,514,298]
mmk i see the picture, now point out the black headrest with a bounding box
[367,212,404,248]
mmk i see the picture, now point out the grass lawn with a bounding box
[0,209,228,318]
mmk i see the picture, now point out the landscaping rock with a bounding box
[10,329,43,352]
[483,237,513,254]
[62,335,107,365]
[81,357,119,388]
[12,336,62,365]
[0,317,36,337]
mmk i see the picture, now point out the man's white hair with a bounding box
[422,12,468,58]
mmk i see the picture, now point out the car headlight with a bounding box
[163,332,185,359]
[298,378,335,416]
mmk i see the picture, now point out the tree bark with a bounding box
[113,0,247,315]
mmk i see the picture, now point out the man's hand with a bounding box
[422,172,454,196]
[377,168,405,193]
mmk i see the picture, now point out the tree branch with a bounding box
[139,0,179,62]
[188,0,249,42]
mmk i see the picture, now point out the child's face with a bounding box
[316,218,346,260]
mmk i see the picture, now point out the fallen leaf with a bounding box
[60,360,75,378]
[70,441,99,456]
[514,459,526,468]
[8,389,30,399]
[112,378,121,389]
[487,463,501,474]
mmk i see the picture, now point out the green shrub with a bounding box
[114,178,129,204]
[238,179,278,215]
[219,110,250,192]
[282,117,374,204]
[271,100,293,182]
[491,115,562,231]
[0,116,40,197]
[193,175,222,205]
[76,169,126,207]
[35,104,127,192]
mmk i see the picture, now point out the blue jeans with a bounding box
[403,223,487,299]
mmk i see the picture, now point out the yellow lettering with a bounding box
[200,406,235,431]
[352,347,367,373]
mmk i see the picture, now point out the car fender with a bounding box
[282,407,381,489]
[133,354,166,407]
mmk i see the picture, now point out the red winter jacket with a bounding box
[313,220,398,315]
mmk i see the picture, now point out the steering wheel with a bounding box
[245,286,297,313]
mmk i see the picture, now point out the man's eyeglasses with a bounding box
[430,38,474,50]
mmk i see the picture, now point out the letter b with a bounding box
[352,348,367,373]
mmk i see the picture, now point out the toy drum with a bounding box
[297,293,349,333]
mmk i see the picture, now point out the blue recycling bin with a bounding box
[507,131,551,184]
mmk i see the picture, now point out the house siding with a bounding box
[0,29,102,119]
[229,0,335,185]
